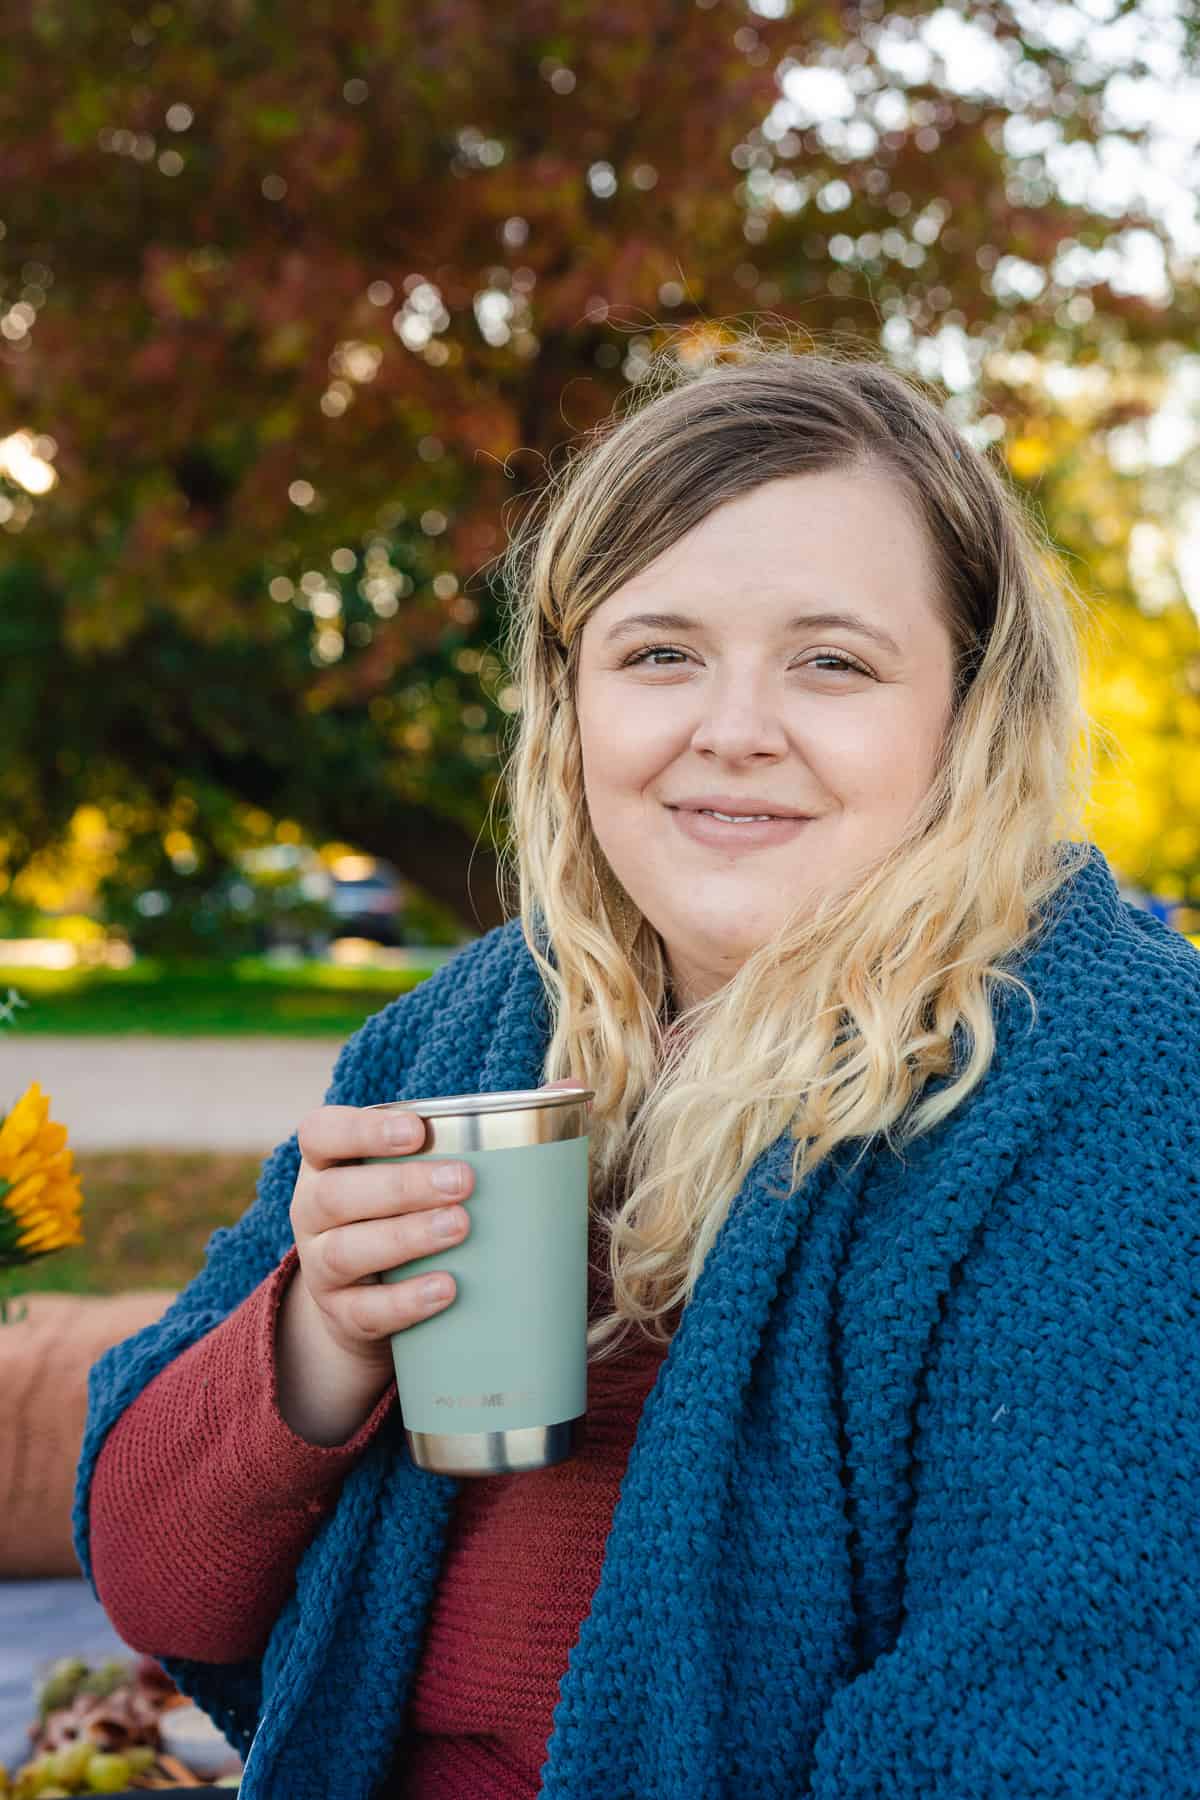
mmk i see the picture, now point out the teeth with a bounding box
[701,810,774,822]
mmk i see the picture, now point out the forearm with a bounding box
[89,1249,397,1663]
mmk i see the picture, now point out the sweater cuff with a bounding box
[240,1246,399,1499]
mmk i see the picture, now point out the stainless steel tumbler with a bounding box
[367,1085,594,1477]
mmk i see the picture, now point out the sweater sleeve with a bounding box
[71,921,528,1758]
[90,1246,398,1664]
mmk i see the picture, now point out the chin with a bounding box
[674,928,765,974]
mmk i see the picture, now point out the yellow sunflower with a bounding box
[0,1080,85,1266]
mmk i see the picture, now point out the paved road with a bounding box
[0,1036,344,1151]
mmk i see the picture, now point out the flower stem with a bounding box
[0,1272,28,1325]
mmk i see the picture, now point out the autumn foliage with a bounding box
[1,0,1197,927]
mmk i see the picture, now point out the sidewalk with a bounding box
[0,1036,345,1151]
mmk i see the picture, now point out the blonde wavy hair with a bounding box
[494,333,1094,1361]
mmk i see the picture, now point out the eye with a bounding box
[619,644,874,676]
[622,644,689,668]
[804,652,871,676]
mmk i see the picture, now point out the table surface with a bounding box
[0,1579,244,1781]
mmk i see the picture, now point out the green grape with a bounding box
[36,1659,88,1719]
[17,1755,58,1797]
[36,1788,71,1797]
[124,1747,155,1775]
[78,1663,129,1701]
[82,1755,131,1794]
[46,1743,93,1786]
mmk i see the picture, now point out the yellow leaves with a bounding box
[7,807,122,916]
[73,806,112,849]
[1178,754,1200,813]
[163,829,195,862]
[1091,552,1131,595]
[1005,435,1050,482]
[1161,825,1200,868]
[1083,591,1200,897]
[1086,667,1160,730]
[0,1082,84,1266]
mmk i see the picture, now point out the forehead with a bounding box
[592,467,942,639]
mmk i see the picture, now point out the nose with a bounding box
[688,664,789,762]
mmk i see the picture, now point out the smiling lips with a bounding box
[667,795,808,820]
[666,805,812,850]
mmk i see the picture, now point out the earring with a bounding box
[595,851,641,957]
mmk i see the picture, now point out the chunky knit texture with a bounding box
[88,1235,666,1794]
[75,846,1200,1799]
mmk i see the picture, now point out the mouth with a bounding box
[672,807,800,823]
[665,806,812,848]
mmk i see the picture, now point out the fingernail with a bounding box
[431,1162,467,1195]
[421,1276,453,1306]
[430,1206,465,1241]
[383,1113,421,1149]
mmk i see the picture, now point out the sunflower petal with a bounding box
[0,1083,49,1171]
[0,1087,84,1267]
[33,1119,69,1158]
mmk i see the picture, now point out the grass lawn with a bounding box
[10,1150,266,1297]
[0,956,439,1036]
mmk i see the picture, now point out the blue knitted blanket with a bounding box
[74,845,1200,1799]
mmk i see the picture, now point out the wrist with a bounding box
[274,1264,394,1447]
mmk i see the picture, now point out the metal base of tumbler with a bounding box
[406,1414,585,1476]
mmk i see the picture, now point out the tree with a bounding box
[976,348,1200,900]
[1,0,1196,928]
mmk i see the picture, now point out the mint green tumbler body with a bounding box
[367,1086,594,1476]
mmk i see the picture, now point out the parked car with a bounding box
[115,843,408,957]
[235,848,406,950]
[325,855,406,947]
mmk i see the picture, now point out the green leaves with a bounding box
[253,104,304,142]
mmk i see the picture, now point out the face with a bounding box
[574,466,958,1008]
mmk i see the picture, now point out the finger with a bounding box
[297,1103,426,1172]
[301,1156,474,1235]
[333,1270,458,1340]
[541,1078,592,1109]
[312,1203,470,1291]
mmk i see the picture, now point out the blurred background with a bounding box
[2,0,1200,1291]
[8,5,1200,1769]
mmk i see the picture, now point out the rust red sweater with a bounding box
[90,1237,667,1797]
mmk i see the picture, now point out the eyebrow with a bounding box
[601,609,905,659]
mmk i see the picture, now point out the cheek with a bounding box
[579,686,676,788]
[807,697,945,812]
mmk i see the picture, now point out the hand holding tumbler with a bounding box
[367,1084,594,1476]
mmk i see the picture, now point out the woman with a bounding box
[75,341,1200,1799]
